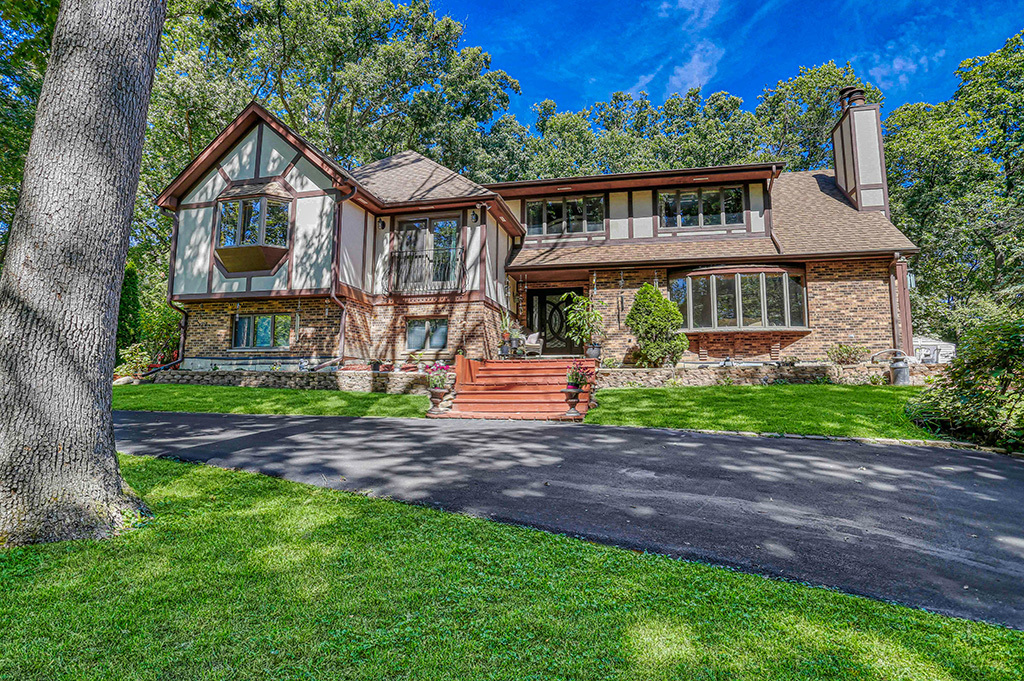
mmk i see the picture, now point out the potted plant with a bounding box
[368,357,383,372]
[560,291,605,359]
[426,362,450,414]
[561,359,594,416]
[499,309,512,342]
[509,321,525,354]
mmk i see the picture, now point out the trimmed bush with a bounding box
[826,343,868,365]
[625,283,688,367]
[907,313,1024,449]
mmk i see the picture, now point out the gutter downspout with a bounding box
[313,184,358,372]
[160,207,188,367]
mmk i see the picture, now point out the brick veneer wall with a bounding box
[525,259,897,363]
[180,297,502,369]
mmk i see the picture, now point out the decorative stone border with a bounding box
[153,369,455,395]
[596,363,945,388]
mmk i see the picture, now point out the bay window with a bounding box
[659,187,744,229]
[218,196,290,248]
[526,196,605,235]
[669,269,807,330]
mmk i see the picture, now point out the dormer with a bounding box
[831,87,890,218]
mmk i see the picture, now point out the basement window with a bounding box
[406,318,448,350]
[233,314,292,349]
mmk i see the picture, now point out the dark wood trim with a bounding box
[206,199,220,294]
[255,123,264,179]
[167,211,180,299]
[674,264,804,277]
[292,189,334,198]
[361,208,369,291]
[508,251,907,274]
[281,150,304,179]
[650,189,659,238]
[336,282,374,305]
[179,200,218,210]
[172,288,332,301]
[518,229,760,249]
[213,252,290,279]
[216,164,231,183]
[603,191,611,242]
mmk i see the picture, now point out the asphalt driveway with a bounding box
[113,410,1024,629]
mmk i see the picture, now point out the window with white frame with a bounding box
[218,197,290,248]
[669,270,807,330]
[659,187,744,229]
[525,196,605,235]
[232,314,292,348]
[406,317,448,350]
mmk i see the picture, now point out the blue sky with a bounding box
[433,0,1022,126]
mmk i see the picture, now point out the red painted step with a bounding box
[445,357,596,420]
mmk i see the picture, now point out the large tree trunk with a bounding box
[0,0,166,546]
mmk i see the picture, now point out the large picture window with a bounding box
[526,196,604,235]
[659,187,744,229]
[669,270,807,330]
[233,314,292,349]
[218,197,290,248]
[406,318,448,350]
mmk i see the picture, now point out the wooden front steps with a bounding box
[431,357,596,421]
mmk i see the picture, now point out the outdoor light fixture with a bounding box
[470,210,479,224]
[376,218,386,230]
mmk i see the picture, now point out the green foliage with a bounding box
[114,343,151,378]
[908,312,1024,449]
[754,61,882,170]
[625,283,688,367]
[116,262,141,353]
[826,344,868,365]
[559,291,605,346]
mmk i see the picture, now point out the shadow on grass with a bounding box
[0,453,1020,680]
[113,384,428,418]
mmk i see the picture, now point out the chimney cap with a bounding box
[846,87,866,106]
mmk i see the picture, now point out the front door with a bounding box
[527,288,584,356]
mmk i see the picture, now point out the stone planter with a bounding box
[428,387,448,414]
[560,387,584,416]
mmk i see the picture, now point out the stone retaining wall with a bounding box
[154,369,454,395]
[596,363,945,388]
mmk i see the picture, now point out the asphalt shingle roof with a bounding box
[507,169,916,270]
[350,151,493,204]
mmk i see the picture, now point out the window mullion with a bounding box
[710,273,717,329]
[783,274,792,328]
[735,273,742,328]
[760,273,767,327]
[259,197,267,245]
[687,276,693,330]
[696,189,703,228]
[720,189,726,226]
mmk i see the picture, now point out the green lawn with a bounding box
[113,383,428,418]
[0,455,1019,680]
[586,385,936,441]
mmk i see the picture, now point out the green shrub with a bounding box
[625,283,688,367]
[115,343,151,378]
[826,343,868,365]
[907,313,1024,449]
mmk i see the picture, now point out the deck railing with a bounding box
[388,247,465,294]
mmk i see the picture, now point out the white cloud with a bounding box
[656,0,721,28]
[862,43,946,90]
[666,40,725,94]
[627,67,664,96]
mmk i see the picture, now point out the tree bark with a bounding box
[0,0,166,546]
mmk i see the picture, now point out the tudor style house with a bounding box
[157,87,916,371]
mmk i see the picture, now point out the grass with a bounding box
[1,454,1020,680]
[585,385,937,441]
[113,383,428,418]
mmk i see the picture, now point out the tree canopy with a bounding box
[1,1,1021,348]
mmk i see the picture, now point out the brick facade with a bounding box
[180,296,502,370]
[179,259,898,369]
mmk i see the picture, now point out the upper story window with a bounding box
[669,268,807,330]
[218,197,290,248]
[526,196,604,235]
[390,216,464,294]
[659,187,744,230]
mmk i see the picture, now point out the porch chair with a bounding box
[524,332,543,356]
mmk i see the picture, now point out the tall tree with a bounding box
[754,62,882,170]
[0,0,166,545]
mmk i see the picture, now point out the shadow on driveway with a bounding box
[114,410,1024,629]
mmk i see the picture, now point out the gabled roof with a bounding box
[350,150,493,204]
[507,169,917,271]
[155,101,364,209]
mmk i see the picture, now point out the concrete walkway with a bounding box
[114,411,1024,629]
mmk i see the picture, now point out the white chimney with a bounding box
[831,86,889,218]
